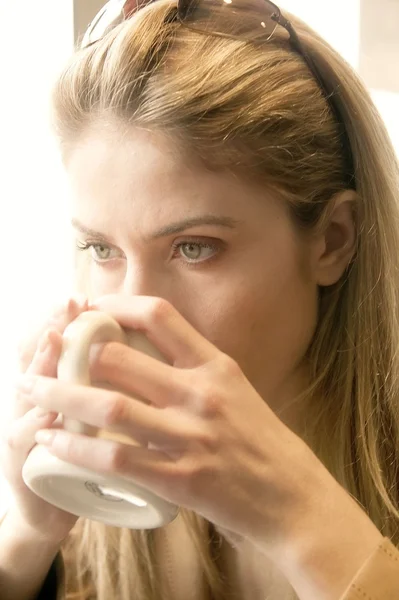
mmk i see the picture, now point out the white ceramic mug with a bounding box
[22,310,179,529]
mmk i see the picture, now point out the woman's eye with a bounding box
[76,239,220,266]
[173,241,218,263]
[76,242,118,262]
[90,244,113,261]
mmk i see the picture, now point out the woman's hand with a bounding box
[15,295,382,567]
[1,297,88,545]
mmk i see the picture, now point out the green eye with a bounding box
[90,244,112,260]
[175,242,217,263]
[75,241,117,262]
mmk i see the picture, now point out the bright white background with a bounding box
[0,0,397,517]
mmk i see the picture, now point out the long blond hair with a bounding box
[52,2,399,598]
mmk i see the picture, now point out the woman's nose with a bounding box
[121,262,164,299]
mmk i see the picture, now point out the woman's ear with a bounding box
[313,190,357,287]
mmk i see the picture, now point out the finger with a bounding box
[26,329,63,377]
[18,295,88,373]
[90,295,218,367]
[90,341,188,407]
[14,296,88,419]
[34,430,173,492]
[1,407,58,485]
[19,376,199,447]
[13,330,63,420]
[15,328,63,418]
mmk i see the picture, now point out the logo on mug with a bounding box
[84,481,124,502]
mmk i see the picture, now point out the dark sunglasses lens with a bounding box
[179,0,279,41]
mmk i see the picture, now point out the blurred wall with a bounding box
[359,0,399,93]
[74,0,105,42]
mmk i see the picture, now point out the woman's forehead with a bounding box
[66,126,280,220]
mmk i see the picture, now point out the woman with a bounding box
[1,0,399,599]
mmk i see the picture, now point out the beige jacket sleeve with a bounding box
[339,536,399,600]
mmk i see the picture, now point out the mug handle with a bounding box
[58,310,128,436]
[24,309,179,528]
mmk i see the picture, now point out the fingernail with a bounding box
[15,374,36,394]
[35,429,56,445]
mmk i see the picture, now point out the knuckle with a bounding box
[195,429,218,453]
[27,378,47,405]
[4,428,18,452]
[103,394,127,427]
[173,460,210,496]
[195,382,224,417]
[61,434,78,463]
[171,462,194,491]
[107,443,130,473]
[147,298,173,326]
[216,353,241,379]
[3,417,27,453]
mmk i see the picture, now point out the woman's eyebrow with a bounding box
[71,215,241,243]
[71,219,114,244]
[146,215,241,240]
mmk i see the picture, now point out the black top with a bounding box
[36,554,61,600]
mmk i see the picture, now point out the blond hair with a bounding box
[52,2,399,598]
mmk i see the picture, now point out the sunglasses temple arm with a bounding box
[280,16,355,185]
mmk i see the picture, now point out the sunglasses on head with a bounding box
[81,0,355,189]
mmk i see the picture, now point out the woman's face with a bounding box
[66,126,326,435]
